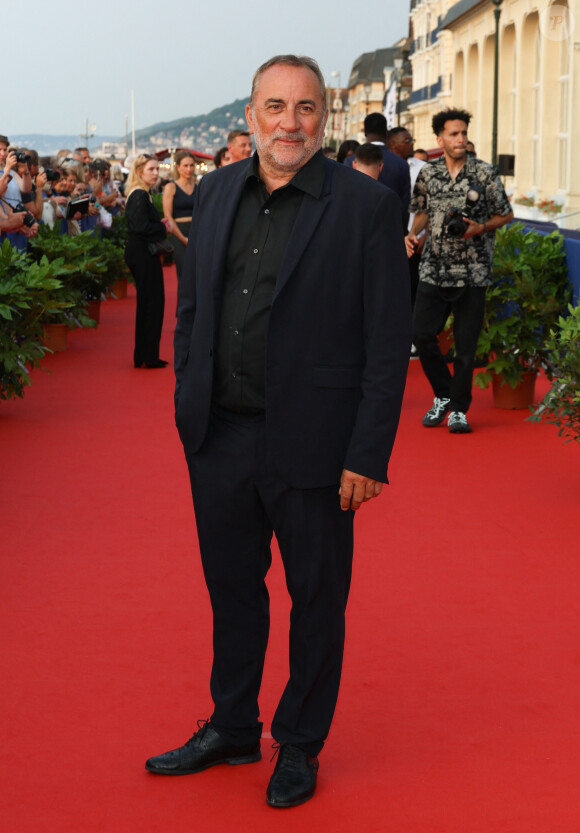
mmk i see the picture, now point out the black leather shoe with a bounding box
[266,743,319,808]
[145,721,261,774]
[134,359,168,368]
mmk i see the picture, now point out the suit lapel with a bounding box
[273,164,333,301]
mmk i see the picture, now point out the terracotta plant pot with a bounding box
[492,371,537,409]
[109,278,128,299]
[42,323,68,352]
[85,299,101,325]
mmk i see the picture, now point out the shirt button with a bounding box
[243,289,248,294]
[233,330,239,336]
[253,248,259,254]
[264,209,270,215]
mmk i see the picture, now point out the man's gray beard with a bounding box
[253,123,326,168]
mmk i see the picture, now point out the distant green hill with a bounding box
[10,98,253,158]
[134,98,251,151]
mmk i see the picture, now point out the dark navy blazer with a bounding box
[174,155,411,489]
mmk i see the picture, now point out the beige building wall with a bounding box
[409,0,456,149]
[442,0,579,216]
[348,81,388,141]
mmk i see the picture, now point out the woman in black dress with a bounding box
[162,150,196,291]
[124,155,170,368]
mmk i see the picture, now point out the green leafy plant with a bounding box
[528,303,580,443]
[151,193,164,216]
[514,195,535,207]
[0,241,72,399]
[474,223,571,390]
[28,226,117,314]
[101,213,128,252]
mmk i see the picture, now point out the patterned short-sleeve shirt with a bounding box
[410,156,512,288]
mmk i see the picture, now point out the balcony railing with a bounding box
[410,77,443,105]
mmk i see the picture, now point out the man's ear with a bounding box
[245,103,254,134]
[436,135,443,148]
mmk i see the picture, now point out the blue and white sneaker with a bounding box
[422,397,451,427]
[448,411,472,434]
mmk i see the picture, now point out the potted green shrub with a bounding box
[0,241,73,398]
[28,227,114,326]
[474,222,571,408]
[529,303,580,443]
[101,214,131,297]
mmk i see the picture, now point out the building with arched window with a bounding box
[439,0,578,217]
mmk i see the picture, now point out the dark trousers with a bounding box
[408,250,421,311]
[126,240,165,365]
[171,222,191,283]
[171,224,190,317]
[184,405,354,756]
[413,283,486,413]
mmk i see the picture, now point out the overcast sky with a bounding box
[3,0,409,138]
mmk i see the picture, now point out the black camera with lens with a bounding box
[443,183,484,238]
[13,150,32,166]
[44,168,61,183]
[12,201,37,228]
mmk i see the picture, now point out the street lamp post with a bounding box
[491,0,503,167]
[80,118,97,149]
[364,84,372,115]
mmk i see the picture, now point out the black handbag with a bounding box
[148,239,174,257]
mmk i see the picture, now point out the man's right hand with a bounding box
[405,233,418,258]
[22,222,39,238]
[4,151,17,172]
[4,211,26,231]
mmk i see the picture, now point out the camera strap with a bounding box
[0,196,13,216]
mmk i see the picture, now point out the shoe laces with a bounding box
[449,411,467,424]
[429,397,450,416]
[185,718,210,747]
[270,742,306,770]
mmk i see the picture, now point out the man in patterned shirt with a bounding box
[406,108,513,434]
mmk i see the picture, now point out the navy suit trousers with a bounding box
[185,404,354,756]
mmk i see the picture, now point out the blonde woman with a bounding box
[124,154,170,368]
[162,151,196,288]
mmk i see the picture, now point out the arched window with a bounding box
[510,32,517,155]
[532,27,541,186]
[558,6,571,190]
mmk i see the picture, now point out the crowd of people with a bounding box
[0,138,126,250]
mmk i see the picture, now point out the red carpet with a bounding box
[1,268,579,832]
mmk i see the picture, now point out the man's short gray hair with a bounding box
[250,55,326,109]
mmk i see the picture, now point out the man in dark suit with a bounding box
[145,55,411,808]
[344,111,411,227]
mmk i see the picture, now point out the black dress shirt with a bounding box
[213,149,325,412]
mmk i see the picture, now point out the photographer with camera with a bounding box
[405,109,513,434]
[0,136,39,245]
[19,148,51,221]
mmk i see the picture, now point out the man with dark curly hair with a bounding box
[406,108,513,434]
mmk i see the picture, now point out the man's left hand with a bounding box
[462,217,486,239]
[339,469,383,511]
